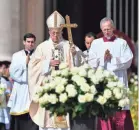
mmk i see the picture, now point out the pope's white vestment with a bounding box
[28,38,84,130]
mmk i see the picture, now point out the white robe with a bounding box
[28,38,84,130]
[83,50,89,63]
[8,50,31,115]
[88,37,133,108]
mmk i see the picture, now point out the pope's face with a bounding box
[101,21,114,38]
[85,36,95,49]
[49,29,62,43]
[23,38,35,51]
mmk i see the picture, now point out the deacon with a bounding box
[88,17,134,130]
[8,33,39,130]
[28,11,84,130]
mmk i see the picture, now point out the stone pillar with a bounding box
[21,0,45,47]
[0,0,20,61]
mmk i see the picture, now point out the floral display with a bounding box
[33,63,130,120]
[129,72,138,130]
[0,83,7,106]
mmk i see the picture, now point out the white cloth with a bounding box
[83,50,89,63]
[8,50,31,115]
[88,37,133,109]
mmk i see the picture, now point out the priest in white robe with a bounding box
[28,11,84,130]
[8,33,39,130]
[88,17,134,130]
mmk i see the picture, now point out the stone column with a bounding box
[26,0,45,46]
[0,0,21,61]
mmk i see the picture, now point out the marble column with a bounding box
[20,0,44,48]
[0,0,20,61]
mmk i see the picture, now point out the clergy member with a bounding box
[28,11,84,130]
[8,33,39,130]
[83,32,96,63]
[88,17,134,130]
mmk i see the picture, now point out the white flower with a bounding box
[75,77,87,86]
[113,87,120,95]
[70,67,79,75]
[130,78,134,83]
[66,84,75,91]
[66,84,77,97]
[61,68,69,77]
[39,93,49,105]
[85,93,94,102]
[43,84,51,92]
[78,69,87,77]
[0,90,4,95]
[48,94,58,104]
[90,85,97,94]
[78,95,86,103]
[107,82,116,90]
[118,99,125,107]
[114,75,118,81]
[59,93,68,103]
[54,77,63,84]
[124,97,130,105]
[36,87,44,95]
[117,81,125,88]
[134,75,138,80]
[55,85,65,94]
[60,78,68,85]
[91,75,99,84]
[0,83,7,93]
[66,88,77,98]
[49,82,56,89]
[71,75,81,82]
[134,81,138,86]
[97,95,107,105]
[103,89,112,99]
[51,70,58,77]
[118,97,129,108]
[80,83,90,92]
[88,69,95,78]
[59,63,68,70]
[114,93,123,99]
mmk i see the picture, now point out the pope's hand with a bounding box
[50,59,60,67]
[70,45,76,56]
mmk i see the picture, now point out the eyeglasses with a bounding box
[50,31,62,36]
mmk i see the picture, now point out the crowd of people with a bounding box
[0,10,136,130]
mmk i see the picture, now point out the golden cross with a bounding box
[60,15,78,46]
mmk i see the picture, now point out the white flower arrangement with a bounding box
[34,63,130,120]
[0,83,7,106]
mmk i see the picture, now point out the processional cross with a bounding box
[60,15,78,47]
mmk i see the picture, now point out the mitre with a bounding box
[46,11,65,29]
